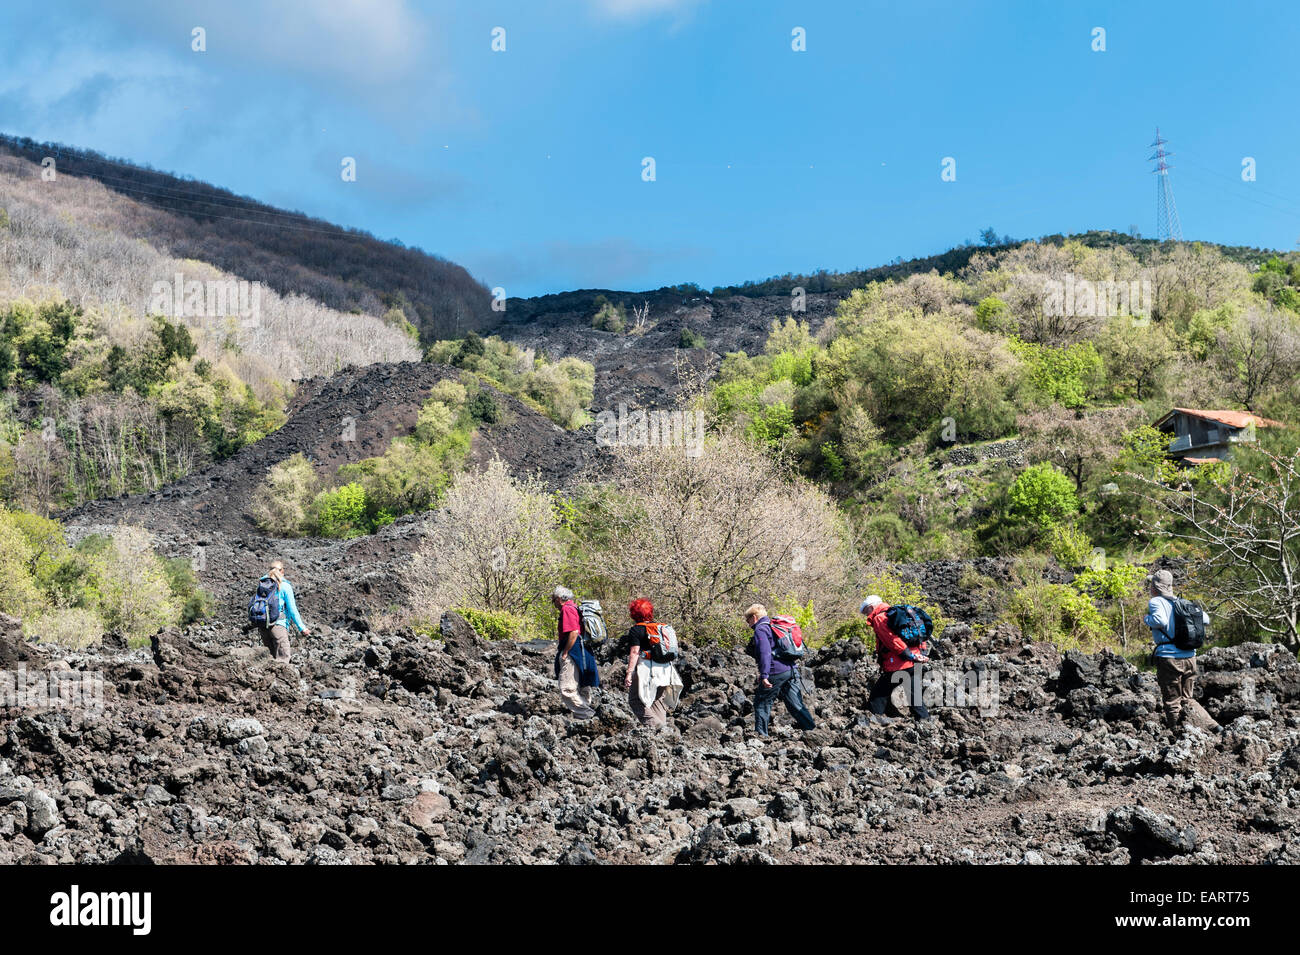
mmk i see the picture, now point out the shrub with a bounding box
[310,482,369,539]
[679,327,706,349]
[594,430,856,640]
[414,399,457,445]
[820,442,846,480]
[452,606,537,642]
[830,618,876,653]
[1009,339,1103,408]
[426,337,592,429]
[857,570,947,641]
[1047,523,1093,570]
[251,453,319,536]
[90,526,180,645]
[0,509,46,618]
[592,299,626,333]
[772,594,819,645]
[1004,581,1109,650]
[468,389,501,424]
[22,607,104,649]
[975,296,1014,334]
[1008,463,1079,530]
[747,402,794,446]
[408,458,562,621]
[161,557,214,626]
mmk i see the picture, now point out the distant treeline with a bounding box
[500,231,1283,325]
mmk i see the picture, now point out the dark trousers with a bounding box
[754,667,816,736]
[868,666,931,720]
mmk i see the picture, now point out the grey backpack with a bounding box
[578,600,607,644]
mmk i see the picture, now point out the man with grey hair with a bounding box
[1144,569,1216,730]
[552,586,596,719]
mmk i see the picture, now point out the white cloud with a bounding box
[108,0,433,88]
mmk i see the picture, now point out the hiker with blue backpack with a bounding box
[861,595,932,721]
[1144,569,1217,730]
[620,598,683,728]
[744,603,815,737]
[248,561,310,662]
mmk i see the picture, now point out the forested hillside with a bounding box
[0,135,493,341]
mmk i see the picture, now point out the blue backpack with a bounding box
[886,604,932,647]
[248,577,281,626]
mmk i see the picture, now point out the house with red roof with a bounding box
[1153,408,1284,464]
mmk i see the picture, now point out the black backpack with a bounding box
[248,577,281,626]
[1168,597,1208,651]
[885,604,933,647]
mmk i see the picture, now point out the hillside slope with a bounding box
[0,134,493,341]
[59,360,607,628]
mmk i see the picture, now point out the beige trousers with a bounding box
[260,624,291,662]
[557,654,595,719]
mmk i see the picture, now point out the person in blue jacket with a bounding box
[258,560,311,662]
[1143,569,1214,730]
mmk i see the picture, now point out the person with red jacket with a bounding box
[861,595,931,720]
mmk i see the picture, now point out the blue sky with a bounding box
[2,0,1298,297]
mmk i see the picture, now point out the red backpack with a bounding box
[769,615,805,662]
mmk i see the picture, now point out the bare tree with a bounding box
[1130,447,1300,651]
[1211,304,1300,411]
[629,300,652,335]
[1018,404,1145,493]
[597,430,855,637]
[407,457,561,620]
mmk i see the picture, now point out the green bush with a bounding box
[80,526,180,646]
[427,336,592,430]
[592,299,626,333]
[1008,463,1079,530]
[772,594,820,646]
[310,482,369,538]
[1048,523,1093,570]
[452,606,538,642]
[0,509,46,618]
[679,327,707,349]
[830,618,876,653]
[975,296,1014,334]
[161,557,214,626]
[857,571,947,641]
[468,389,501,424]
[22,606,105,650]
[1003,581,1109,650]
[1009,338,1102,409]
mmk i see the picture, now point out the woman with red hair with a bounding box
[621,598,681,728]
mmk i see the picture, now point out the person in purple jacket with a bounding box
[744,603,815,737]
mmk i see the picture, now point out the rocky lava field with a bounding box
[1,318,1298,864]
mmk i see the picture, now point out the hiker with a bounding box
[551,586,598,719]
[248,560,310,663]
[744,603,815,736]
[620,598,682,729]
[1144,569,1217,730]
[861,595,931,721]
